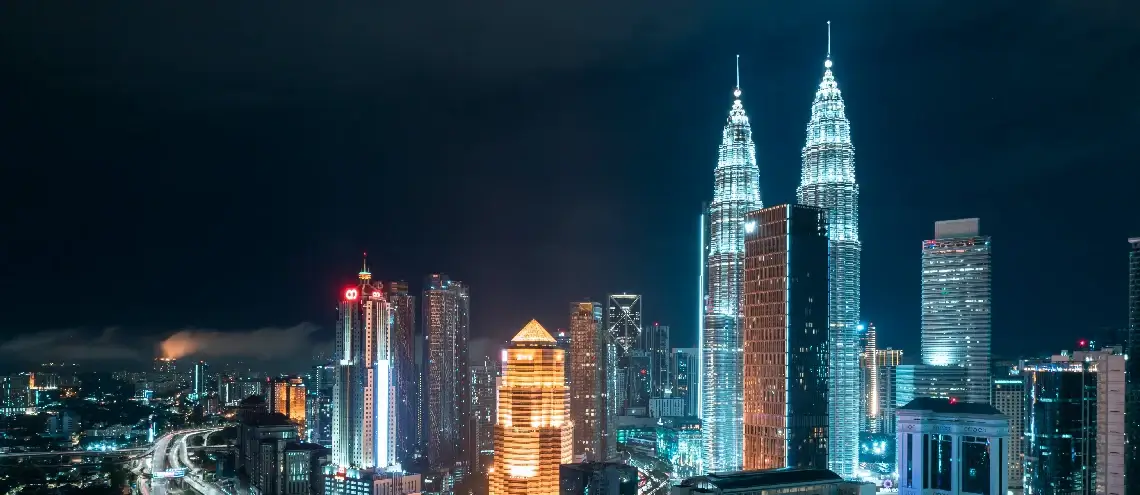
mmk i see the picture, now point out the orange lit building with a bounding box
[490,320,573,495]
[270,376,306,433]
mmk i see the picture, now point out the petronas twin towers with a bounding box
[701,24,860,479]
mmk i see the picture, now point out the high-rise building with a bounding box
[192,361,208,400]
[490,320,573,495]
[896,398,1009,495]
[641,323,671,399]
[702,55,761,473]
[1127,237,1140,495]
[606,293,642,413]
[921,219,992,405]
[741,204,830,470]
[570,301,613,462]
[470,355,499,473]
[895,365,968,409]
[992,378,1024,490]
[270,376,307,433]
[795,27,860,478]
[331,259,400,471]
[1022,349,1121,495]
[423,274,471,469]
[386,281,417,465]
[671,348,699,417]
[555,329,571,383]
[858,325,902,434]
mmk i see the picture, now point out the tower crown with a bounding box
[512,319,556,343]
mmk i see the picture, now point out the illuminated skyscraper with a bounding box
[1127,237,1140,494]
[386,281,417,465]
[423,274,471,469]
[795,23,859,478]
[671,348,699,417]
[332,259,400,470]
[490,320,573,495]
[741,204,829,470]
[192,361,208,400]
[702,55,761,472]
[570,302,614,461]
[470,355,499,473]
[921,218,992,404]
[606,293,642,412]
[641,323,671,399]
[270,376,307,432]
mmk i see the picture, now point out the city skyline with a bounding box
[3,5,1139,371]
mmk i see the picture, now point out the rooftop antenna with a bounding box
[734,54,742,98]
[825,21,833,68]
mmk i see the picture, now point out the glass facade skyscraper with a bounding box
[702,56,762,473]
[1126,237,1140,494]
[795,36,859,479]
[423,274,471,469]
[921,219,992,404]
[741,204,830,470]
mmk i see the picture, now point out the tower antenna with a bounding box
[735,54,740,89]
[827,21,832,58]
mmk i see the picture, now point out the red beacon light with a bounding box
[345,288,359,301]
[949,397,958,404]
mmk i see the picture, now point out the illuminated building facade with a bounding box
[896,398,1009,495]
[858,325,902,435]
[490,320,573,495]
[606,293,642,412]
[270,376,307,433]
[641,323,671,399]
[332,259,400,471]
[192,361,208,401]
[921,219,992,404]
[423,274,471,469]
[1022,348,1126,495]
[795,29,859,478]
[742,204,830,470]
[570,301,614,461]
[672,348,698,417]
[470,355,500,473]
[991,378,1024,489]
[385,281,417,465]
[1127,237,1140,495]
[702,55,761,473]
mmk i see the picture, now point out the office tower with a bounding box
[1127,237,1140,495]
[992,378,1024,489]
[470,355,499,473]
[741,204,830,470]
[423,274,471,469]
[626,351,651,414]
[895,365,968,408]
[305,364,335,446]
[490,320,573,495]
[606,293,642,412]
[641,323,671,399]
[671,348,699,417]
[386,281,417,465]
[858,324,877,434]
[1096,347,1127,495]
[570,301,612,461]
[555,329,571,383]
[192,361,208,400]
[921,219,992,404]
[871,349,902,435]
[702,55,761,473]
[896,398,1009,495]
[270,376,307,432]
[795,25,860,479]
[559,462,637,495]
[332,260,400,471]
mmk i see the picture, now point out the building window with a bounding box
[928,434,953,492]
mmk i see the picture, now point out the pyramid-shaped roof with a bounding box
[511,319,556,343]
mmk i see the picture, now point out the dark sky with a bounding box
[2,2,1139,368]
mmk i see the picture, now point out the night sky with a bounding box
[2,3,1138,369]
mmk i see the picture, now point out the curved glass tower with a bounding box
[796,31,860,479]
[702,56,762,473]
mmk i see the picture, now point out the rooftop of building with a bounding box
[680,467,842,491]
[511,319,556,344]
[899,397,1002,416]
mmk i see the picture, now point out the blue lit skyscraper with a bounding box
[795,23,859,479]
[701,55,762,473]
